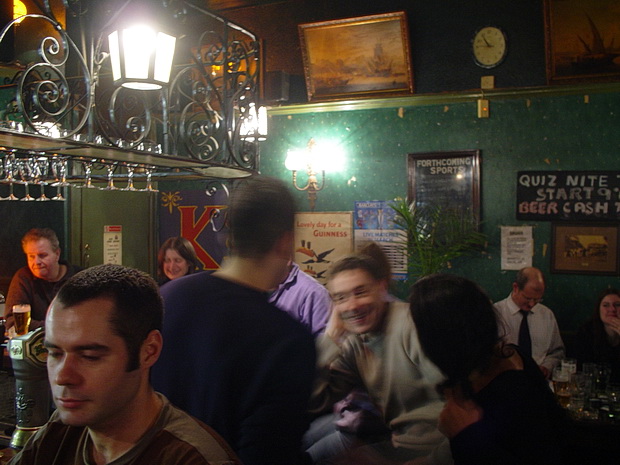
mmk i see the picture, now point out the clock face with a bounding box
[472,26,507,68]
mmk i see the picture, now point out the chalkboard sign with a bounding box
[516,171,620,221]
[407,150,481,224]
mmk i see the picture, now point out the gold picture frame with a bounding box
[299,12,414,102]
[551,223,619,275]
[544,0,620,84]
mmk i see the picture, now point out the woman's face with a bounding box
[599,293,620,326]
[163,248,191,281]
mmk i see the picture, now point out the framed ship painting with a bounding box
[544,0,620,84]
[299,12,414,102]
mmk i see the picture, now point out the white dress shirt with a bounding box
[494,293,565,372]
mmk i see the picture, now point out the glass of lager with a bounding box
[13,304,31,336]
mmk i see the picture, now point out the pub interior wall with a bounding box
[255,90,620,334]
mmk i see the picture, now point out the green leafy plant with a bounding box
[391,198,487,284]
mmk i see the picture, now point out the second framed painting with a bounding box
[298,12,414,102]
[551,223,619,275]
[544,0,620,84]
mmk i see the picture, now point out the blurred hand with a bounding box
[402,458,430,465]
[325,306,347,345]
[539,365,550,379]
[439,388,483,439]
[606,316,620,337]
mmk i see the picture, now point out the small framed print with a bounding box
[551,223,619,275]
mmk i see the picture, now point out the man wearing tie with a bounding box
[494,267,565,378]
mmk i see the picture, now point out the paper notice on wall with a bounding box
[353,201,407,281]
[501,226,532,270]
[294,212,353,284]
[104,225,122,265]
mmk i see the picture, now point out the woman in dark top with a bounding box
[572,288,620,383]
[409,274,568,465]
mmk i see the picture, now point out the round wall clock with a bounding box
[472,26,507,69]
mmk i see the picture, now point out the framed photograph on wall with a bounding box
[544,0,620,84]
[551,223,619,275]
[298,12,414,102]
[407,150,481,227]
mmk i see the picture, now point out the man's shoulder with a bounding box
[493,295,513,312]
[533,302,558,319]
[153,400,241,464]
[10,266,34,282]
[160,271,217,297]
[8,413,87,464]
[64,262,83,278]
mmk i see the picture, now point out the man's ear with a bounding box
[141,330,163,369]
[273,230,294,260]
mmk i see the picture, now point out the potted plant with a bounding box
[391,198,487,287]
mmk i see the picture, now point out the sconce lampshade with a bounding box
[285,139,345,172]
[108,24,176,90]
[239,103,268,141]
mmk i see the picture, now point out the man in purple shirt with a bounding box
[269,261,331,337]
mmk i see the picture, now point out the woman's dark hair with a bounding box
[590,288,620,354]
[409,274,503,397]
[157,236,200,280]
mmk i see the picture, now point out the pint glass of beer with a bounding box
[13,304,31,336]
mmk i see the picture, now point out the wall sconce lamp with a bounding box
[239,103,268,141]
[13,1,27,23]
[285,138,344,211]
[108,24,176,90]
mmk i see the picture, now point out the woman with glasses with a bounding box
[572,288,620,383]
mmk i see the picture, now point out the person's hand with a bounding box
[4,316,14,331]
[325,305,347,345]
[606,316,620,337]
[438,388,482,439]
[539,365,550,379]
[402,458,429,465]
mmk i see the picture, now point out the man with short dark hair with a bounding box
[9,264,241,465]
[5,228,81,331]
[306,254,451,465]
[151,176,317,465]
[494,266,565,378]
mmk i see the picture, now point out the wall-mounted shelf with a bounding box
[0,129,255,180]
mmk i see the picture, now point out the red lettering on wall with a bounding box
[178,205,226,269]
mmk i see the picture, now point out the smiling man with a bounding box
[5,228,82,332]
[306,255,451,465]
[8,264,241,465]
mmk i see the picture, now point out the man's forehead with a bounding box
[24,238,54,251]
[328,268,376,290]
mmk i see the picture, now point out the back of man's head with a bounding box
[55,264,163,371]
[228,176,296,259]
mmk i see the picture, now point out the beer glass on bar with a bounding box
[13,304,31,336]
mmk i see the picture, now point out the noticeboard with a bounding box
[516,171,620,221]
[407,150,481,225]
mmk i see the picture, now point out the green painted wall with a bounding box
[258,88,620,333]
